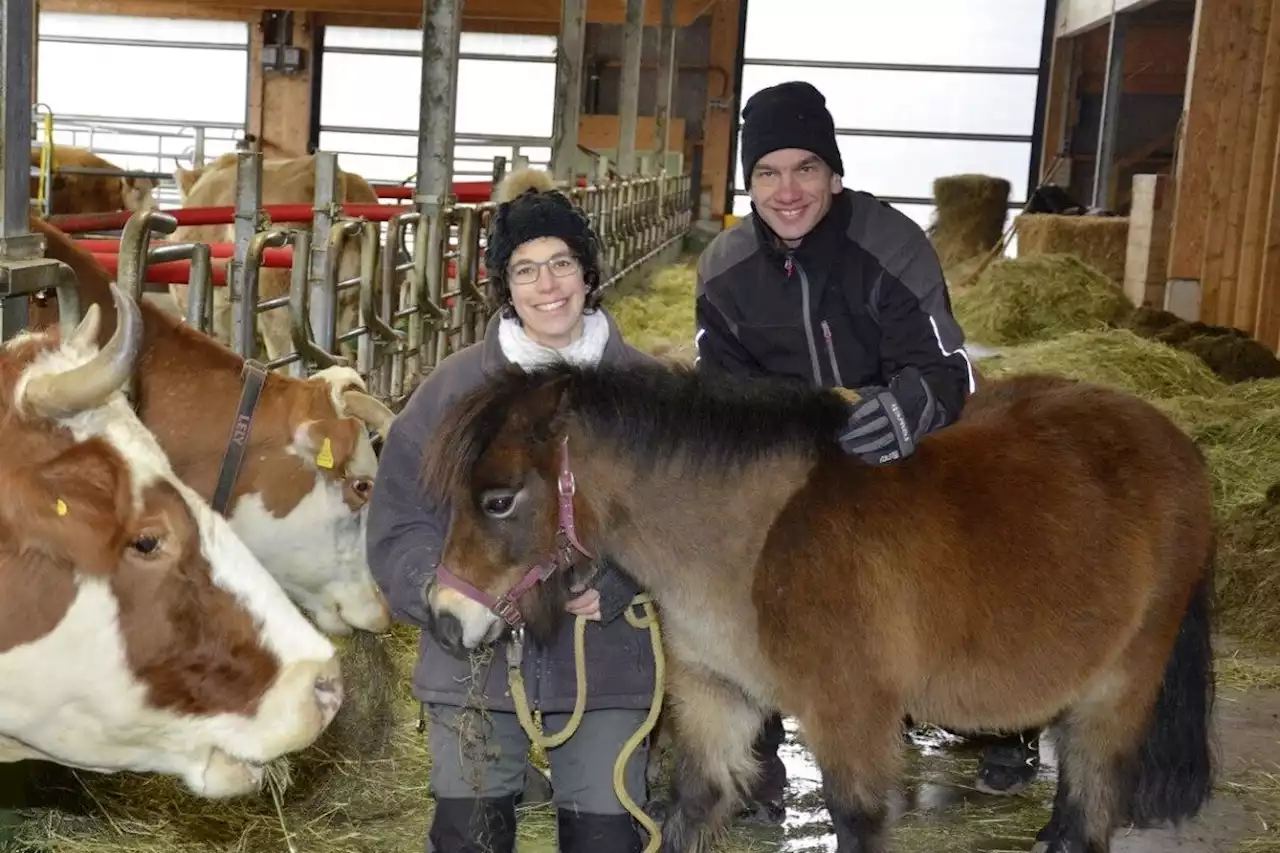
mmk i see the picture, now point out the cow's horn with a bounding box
[341,389,396,439]
[24,282,143,418]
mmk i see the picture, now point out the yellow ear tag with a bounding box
[55,499,68,516]
[315,437,335,470]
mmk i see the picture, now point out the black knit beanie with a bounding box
[740,81,844,185]
[484,168,604,320]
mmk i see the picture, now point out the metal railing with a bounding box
[73,149,692,408]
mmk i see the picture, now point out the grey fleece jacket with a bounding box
[366,309,660,713]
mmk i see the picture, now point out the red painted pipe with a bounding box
[50,202,419,234]
[90,250,474,286]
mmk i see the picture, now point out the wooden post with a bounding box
[703,0,740,222]
[246,11,315,157]
[1236,0,1280,334]
[1197,0,1267,327]
[1123,174,1173,308]
[617,0,645,176]
[1165,0,1249,321]
[549,0,586,181]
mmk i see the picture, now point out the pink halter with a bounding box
[434,436,593,628]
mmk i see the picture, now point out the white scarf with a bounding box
[498,310,611,369]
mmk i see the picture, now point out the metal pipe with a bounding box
[230,150,263,359]
[1091,11,1128,210]
[617,0,645,176]
[309,151,339,355]
[0,0,36,340]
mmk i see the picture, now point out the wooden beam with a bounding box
[45,0,711,27]
[1055,0,1161,37]
[1254,0,1280,348]
[703,0,738,221]
[1193,0,1255,325]
[245,12,315,157]
[1165,0,1243,292]
[1237,0,1280,334]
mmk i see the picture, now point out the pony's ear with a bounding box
[526,374,573,445]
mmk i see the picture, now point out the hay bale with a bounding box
[1015,213,1130,286]
[951,253,1135,346]
[978,328,1225,399]
[928,174,1011,271]
[607,261,697,361]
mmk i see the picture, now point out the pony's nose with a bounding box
[433,610,467,658]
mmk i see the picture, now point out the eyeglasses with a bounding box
[509,254,581,286]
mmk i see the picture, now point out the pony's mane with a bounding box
[422,360,851,503]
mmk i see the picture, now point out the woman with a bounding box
[367,167,658,853]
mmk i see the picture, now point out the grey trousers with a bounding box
[426,703,651,815]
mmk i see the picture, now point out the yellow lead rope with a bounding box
[507,593,666,853]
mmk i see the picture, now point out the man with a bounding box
[692,80,1039,823]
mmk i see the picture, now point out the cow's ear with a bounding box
[2,442,128,572]
[292,418,362,475]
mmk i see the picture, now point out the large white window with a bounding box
[318,27,558,184]
[733,0,1047,241]
[36,13,249,204]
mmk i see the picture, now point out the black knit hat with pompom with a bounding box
[484,168,604,320]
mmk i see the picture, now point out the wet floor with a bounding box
[710,675,1280,853]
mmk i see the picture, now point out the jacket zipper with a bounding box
[821,320,844,387]
[790,254,824,387]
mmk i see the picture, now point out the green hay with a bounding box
[606,262,698,360]
[1217,491,1280,646]
[928,173,1011,271]
[977,328,1225,399]
[951,253,1135,346]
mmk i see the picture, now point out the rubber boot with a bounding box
[735,712,787,826]
[556,809,644,853]
[974,730,1041,796]
[426,794,518,853]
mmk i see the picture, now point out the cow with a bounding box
[29,214,397,638]
[30,144,158,216]
[167,152,382,363]
[0,280,342,798]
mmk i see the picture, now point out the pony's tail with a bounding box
[1125,551,1217,827]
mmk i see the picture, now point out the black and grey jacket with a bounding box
[694,189,975,439]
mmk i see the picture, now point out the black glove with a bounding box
[836,385,916,465]
[591,556,645,625]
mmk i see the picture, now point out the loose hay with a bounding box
[12,625,432,853]
[928,174,1011,272]
[1217,488,1280,646]
[606,261,698,360]
[950,254,1134,346]
[1014,213,1130,286]
[978,328,1224,399]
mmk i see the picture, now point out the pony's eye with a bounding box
[481,491,517,519]
[131,536,161,556]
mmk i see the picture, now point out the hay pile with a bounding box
[1015,213,1130,286]
[1217,487,1280,645]
[12,627,434,853]
[950,254,1135,346]
[606,261,698,360]
[928,174,1011,274]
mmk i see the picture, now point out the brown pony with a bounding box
[418,362,1217,853]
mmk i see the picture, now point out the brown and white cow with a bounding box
[30,144,159,216]
[167,152,381,363]
[31,215,396,638]
[0,281,341,798]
